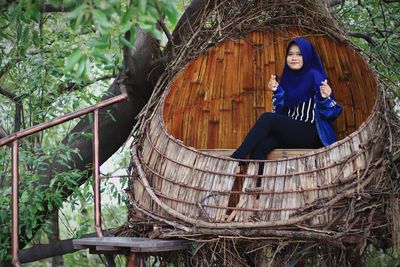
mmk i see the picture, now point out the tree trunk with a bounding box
[48,211,64,267]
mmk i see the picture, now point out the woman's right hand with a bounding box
[268,74,278,91]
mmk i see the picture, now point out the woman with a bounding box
[231,37,342,171]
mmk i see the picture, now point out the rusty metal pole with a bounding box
[93,109,103,237]
[12,140,21,267]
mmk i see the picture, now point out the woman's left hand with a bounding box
[320,80,332,98]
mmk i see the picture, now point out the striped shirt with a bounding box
[287,98,315,123]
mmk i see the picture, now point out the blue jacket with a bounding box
[272,85,342,146]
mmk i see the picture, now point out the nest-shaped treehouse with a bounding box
[128,1,397,242]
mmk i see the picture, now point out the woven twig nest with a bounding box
[122,0,400,265]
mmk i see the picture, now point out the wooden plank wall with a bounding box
[163,29,377,149]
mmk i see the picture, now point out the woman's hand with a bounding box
[268,74,279,91]
[320,80,332,98]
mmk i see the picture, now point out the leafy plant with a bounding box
[0,0,181,263]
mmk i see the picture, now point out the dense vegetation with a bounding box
[0,0,399,266]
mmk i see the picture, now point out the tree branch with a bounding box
[0,86,23,132]
[14,101,22,132]
[0,125,8,139]
[0,49,52,80]
[39,3,69,13]
[359,2,386,38]
[59,75,117,93]
[147,0,212,72]
[152,0,175,58]
[0,1,70,13]
[0,86,17,102]
[348,32,377,46]
[164,0,211,54]
[17,230,112,263]
[326,0,345,7]
[149,56,170,69]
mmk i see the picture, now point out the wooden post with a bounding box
[127,253,143,267]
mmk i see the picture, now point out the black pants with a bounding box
[232,112,323,162]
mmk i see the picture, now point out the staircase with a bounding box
[0,93,187,267]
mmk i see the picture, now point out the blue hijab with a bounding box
[279,37,327,108]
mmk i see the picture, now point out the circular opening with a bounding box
[163,30,377,149]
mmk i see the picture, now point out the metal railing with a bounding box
[0,93,129,266]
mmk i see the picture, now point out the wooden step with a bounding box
[73,237,188,253]
[199,148,313,160]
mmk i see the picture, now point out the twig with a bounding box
[348,32,377,46]
[152,0,175,58]
[0,125,8,139]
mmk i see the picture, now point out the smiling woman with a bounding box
[286,43,304,70]
[231,37,342,171]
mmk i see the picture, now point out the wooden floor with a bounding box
[199,148,313,160]
[73,237,188,266]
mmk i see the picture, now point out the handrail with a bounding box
[0,93,128,146]
[1,93,129,266]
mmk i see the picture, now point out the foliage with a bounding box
[24,178,128,267]
[0,0,179,81]
[364,246,400,267]
[0,0,399,265]
[0,137,88,260]
[58,177,129,267]
[0,132,130,262]
[0,0,181,263]
[332,0,400,98]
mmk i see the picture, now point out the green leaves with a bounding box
[59,0,180,79]
[29,1,41,22]
[91,9,112,32]
[159,0,179,25]
[66,4,87,21]
[0,0,182,262]
[65,49,93,81]
[139,0,148,14]
[164,6,178,25]
[65,49,83,71]
[332,0,400,98]
[21,191,30,203]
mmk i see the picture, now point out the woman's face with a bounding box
[286,43,303,70]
